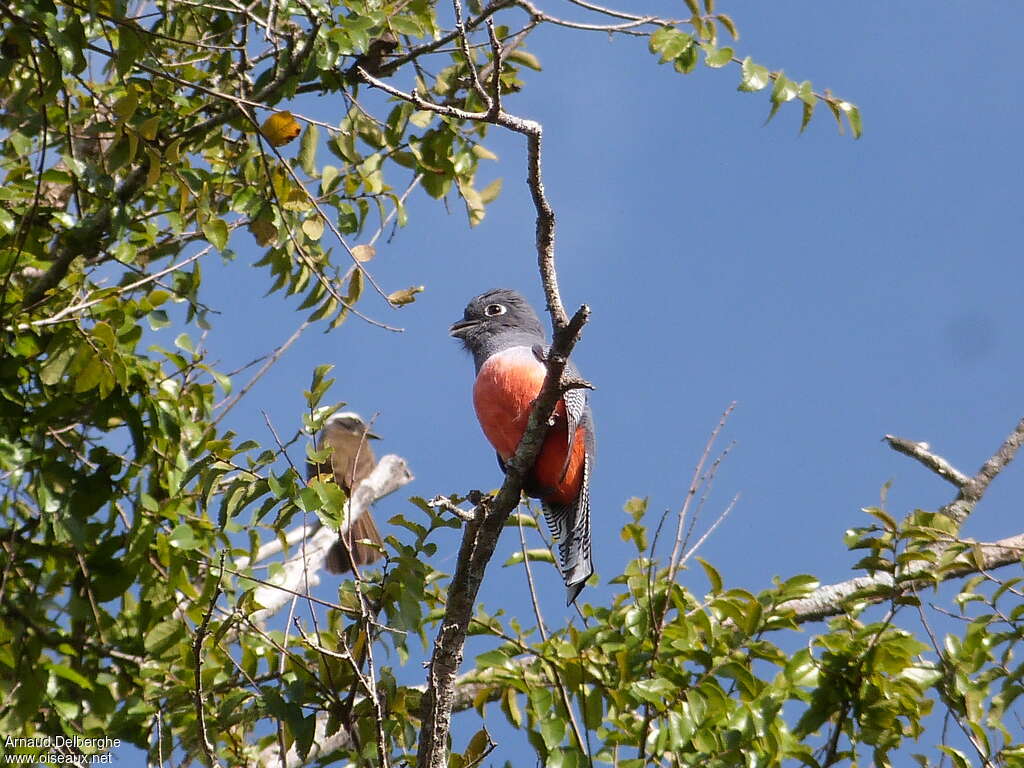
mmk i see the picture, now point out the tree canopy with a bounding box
[0,1,1021,767]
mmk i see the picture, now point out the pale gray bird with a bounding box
[307,412,385,573]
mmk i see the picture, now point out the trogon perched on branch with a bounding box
[450,288,595,604]
[307,412,385,574]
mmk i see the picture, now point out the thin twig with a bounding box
[668,403,735,582]
[516,516,590,762]
[211,319,311,428]
[678,493,740,568]
[193,553,226,767]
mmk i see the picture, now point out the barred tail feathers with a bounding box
[541,454,593,605]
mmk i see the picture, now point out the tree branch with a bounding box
[416,307,588,768]
[250,455,413,623]
[783,419,1024,623]
[884,434,970,489]
[783,532,1024,623]
[20,12,320,311]
[257,663,508,768]
[356,64,566,330]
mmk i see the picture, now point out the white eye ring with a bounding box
[484,303,507,317]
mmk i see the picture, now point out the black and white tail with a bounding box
[542,453,593,605]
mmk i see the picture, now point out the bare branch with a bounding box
[193,554,226,767]
[936,418,1024,527]
[669,403,735,581]
[211,319,312,430]
[783,418,1024,622]
[960,417,1024,505]
[884,434,970,488]
[428,495,480,523]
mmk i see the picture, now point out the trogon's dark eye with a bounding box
[484,303,507,317]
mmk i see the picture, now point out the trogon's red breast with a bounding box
[450,288,594,604]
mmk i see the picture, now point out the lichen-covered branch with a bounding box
[782,419,1024,623]
[784,532,1024,623]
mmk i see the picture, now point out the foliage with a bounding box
[0,0,1017,767]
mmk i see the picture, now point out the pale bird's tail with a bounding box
[325,512,384,574]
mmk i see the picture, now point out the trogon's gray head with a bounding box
[449,289,547,367]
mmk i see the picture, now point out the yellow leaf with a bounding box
[261,111,302,147]
[351,244,375,262]
[387,285,424,306]
[479,178,502,205]
[302,218,324,241]
[113,92,138,120]
[281,188,312,211]
[139,116,160,141]
[471,144,498,161]
[145,147,161,187]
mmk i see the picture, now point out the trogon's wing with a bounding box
[532,346,589,482]
[542,450,593,605]
[560,386,588,482]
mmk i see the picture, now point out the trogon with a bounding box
[450,288,595,604]
[307,412,385,574]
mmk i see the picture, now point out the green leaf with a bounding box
[0,208,15,235]
[798,81,816,132]
[702,44,733,68]
[479,177,503,205]
[538,715,565,750]
[826,98,844,132]
[697,557,723,593]
[202,219,229,251]
[73,356,103,393]
[321,165,340,194]
[464,729,491,764]
[144,619,183,655]
[504,549,554,566]
[460,182,485,227]
[168,524,197,550]
[650,27,694,64]
[841,102,863,138]
[409,110,433,128]
[766,72,799,123]
[502,688,522,728]
[716,13,738,39]
[113,91,139,119]
[299,123,319,175]
[738,56,770,92]
[116,23,145,76]
[864,506,898,531]
[47,663,94,690]
[507,49,542,71]
[40,343,75,385]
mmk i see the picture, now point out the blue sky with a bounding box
[150,0,1024,762]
